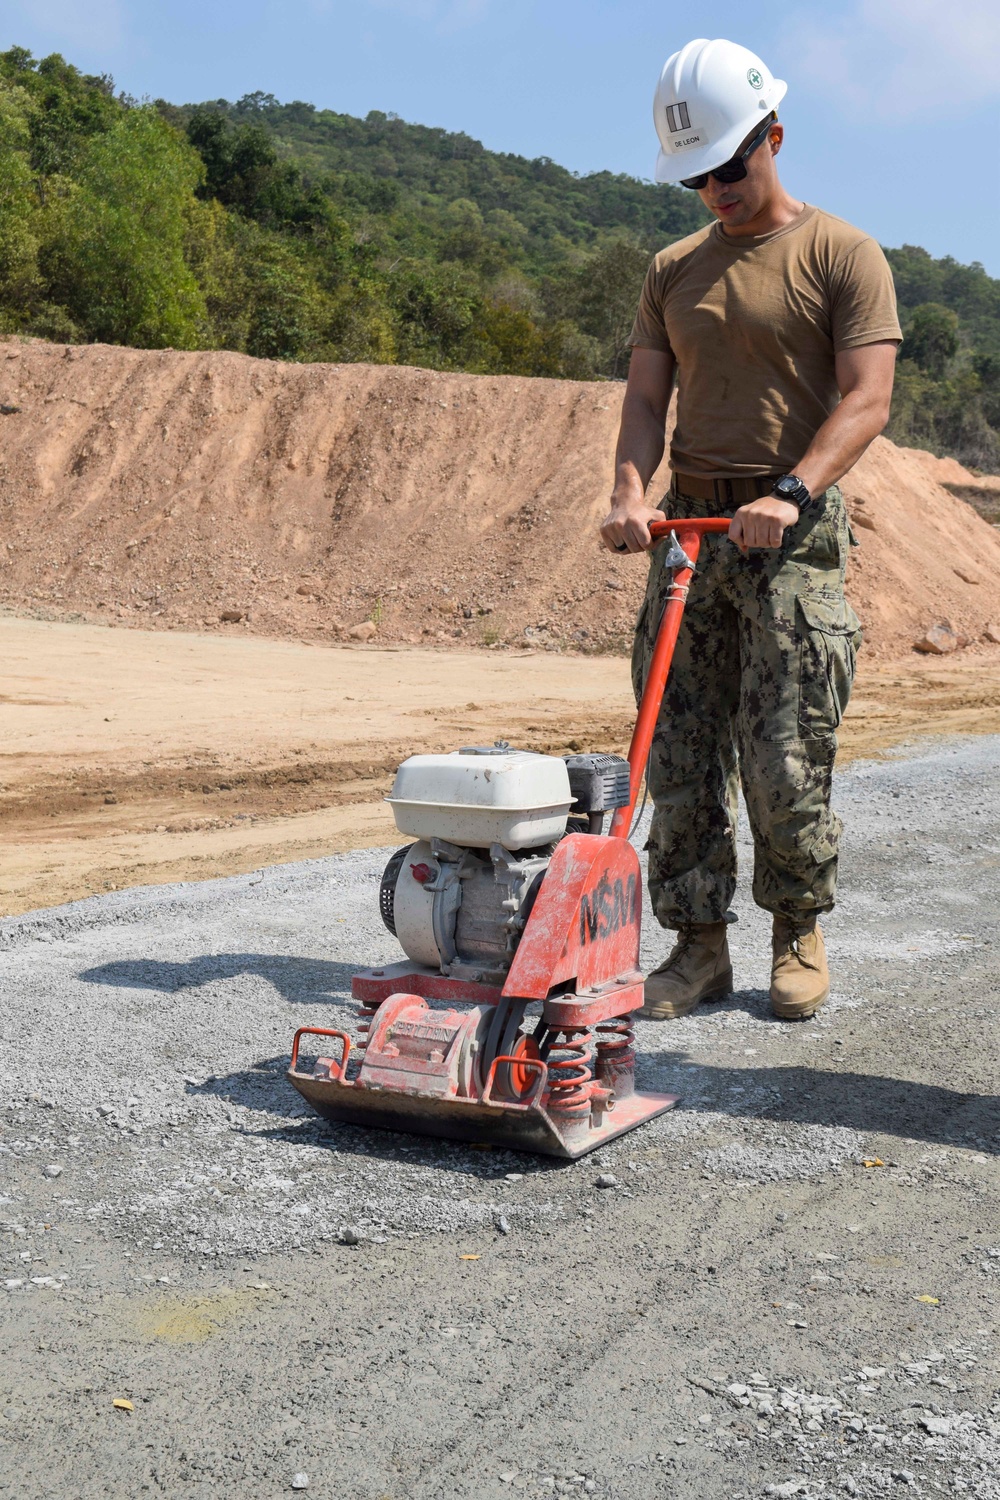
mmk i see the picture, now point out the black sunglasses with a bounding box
[679,116,775,191]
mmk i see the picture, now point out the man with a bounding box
[600,37,900,1022]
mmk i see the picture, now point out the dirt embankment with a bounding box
[0,340,999,658]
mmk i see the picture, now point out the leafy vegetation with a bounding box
[883,248,1000,469]
[1,48,998,469]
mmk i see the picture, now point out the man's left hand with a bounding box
[729,497,801,554]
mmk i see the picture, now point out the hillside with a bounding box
[169,94,709,268]
[0,47,998,467]
[1,341,998,662]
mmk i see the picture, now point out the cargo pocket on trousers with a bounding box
[797,593,863,736]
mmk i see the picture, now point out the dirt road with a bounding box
[1,736,998,1498]
[3,613,1000,917]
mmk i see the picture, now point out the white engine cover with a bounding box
[386,748,572,849]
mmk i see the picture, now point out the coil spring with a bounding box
[595,1014,635,1059]
[354,997,380,1074]
[595,1013,635,1099]
[543,1027,595,1115]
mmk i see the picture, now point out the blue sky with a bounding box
[5,0,1000,273]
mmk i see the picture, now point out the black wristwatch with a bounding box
[772,474,812,510]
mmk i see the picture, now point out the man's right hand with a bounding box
[599,498,665,555]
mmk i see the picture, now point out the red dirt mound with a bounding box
[0,339,998,659]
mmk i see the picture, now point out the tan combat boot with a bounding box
[770,915,829,1020]
[640,921,733,1020]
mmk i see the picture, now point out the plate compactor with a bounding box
[289,519,731,1158]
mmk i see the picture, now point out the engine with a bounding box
[379,744,631,985]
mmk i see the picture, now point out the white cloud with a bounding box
[783,0,1000,117]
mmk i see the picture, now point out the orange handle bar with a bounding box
[609,518,732,839]
[647,517,732,542]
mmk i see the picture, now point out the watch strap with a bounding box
[772,474,812,509]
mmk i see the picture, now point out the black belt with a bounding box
[672,471,783,506]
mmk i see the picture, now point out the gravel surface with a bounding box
[1,735,998,1498]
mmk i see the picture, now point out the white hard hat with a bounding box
[653,38,787,185]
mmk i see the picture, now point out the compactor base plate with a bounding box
[287,1069,677,1160]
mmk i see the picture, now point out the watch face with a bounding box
[776,477,796,495]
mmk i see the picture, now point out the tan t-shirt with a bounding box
[628,204,902,478]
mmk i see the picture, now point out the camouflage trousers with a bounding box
[631,483,862,930]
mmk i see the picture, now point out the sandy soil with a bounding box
[1,340,999,661]
[3,613,1000,917]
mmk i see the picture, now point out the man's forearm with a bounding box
[793,387,892,498]
[601,346,675,552]
[612,392,668,502]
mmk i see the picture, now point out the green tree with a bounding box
[40,108,207,347]
[552,237,651,378]
[0,80,42,325]
[903,302,960,378]
[182,195,251,349]
[470,301,595,378]
[440,198,488,263]
[390,261,480,368]
[0,47,120,176]
[972,352,1000,431]
[185,107,330,231]
[235,226,329,361]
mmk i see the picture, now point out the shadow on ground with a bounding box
[196,1050,999,1164]
[79,960,999,1163]
[79,953,357,1004]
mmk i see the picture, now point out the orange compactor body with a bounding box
[288,521,730,1158]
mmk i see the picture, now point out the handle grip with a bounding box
[647,517,732,541]
[615,516,732,552]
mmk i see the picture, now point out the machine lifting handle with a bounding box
[609,518,733,840]
[290,1026,353,1080]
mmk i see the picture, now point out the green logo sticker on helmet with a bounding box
[747,67,764,90]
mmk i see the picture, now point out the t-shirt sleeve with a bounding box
[627,259,674,353]
[829,237,903,351]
